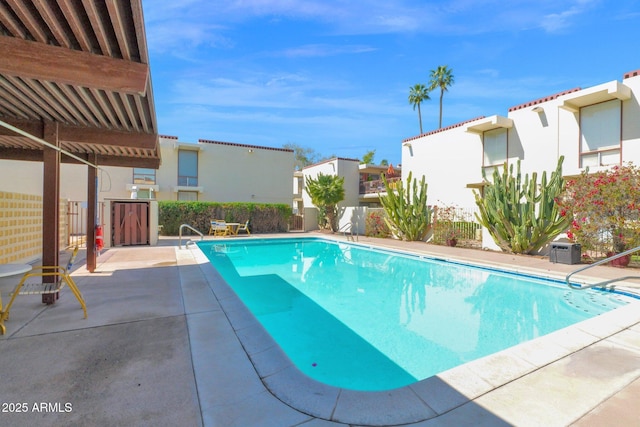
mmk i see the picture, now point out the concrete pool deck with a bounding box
[0,233,639,426]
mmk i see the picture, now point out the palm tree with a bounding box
[429,65,454,129]
[408,84,430,134]
[305,173,345,231]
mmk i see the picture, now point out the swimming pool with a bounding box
[199,238,629,391]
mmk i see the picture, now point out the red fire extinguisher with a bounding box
[96,225,104,251]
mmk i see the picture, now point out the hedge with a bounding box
[158,201,292,235]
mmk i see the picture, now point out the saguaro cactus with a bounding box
[380,172,431,241]
[474,156,569,254]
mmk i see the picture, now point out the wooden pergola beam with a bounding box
[59,126,158,149]
[0,147,161,169]
[0,147,43,161]
[0,118,42,137]
[0,117,157,149]
[0,37,149,96]
[93,155,160,169]
[86,153,98,273]
[59,154,160,168]
[41,121,60,302]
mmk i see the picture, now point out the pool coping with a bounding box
[189,235,640,426]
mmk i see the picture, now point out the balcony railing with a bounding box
[360,177,401,194]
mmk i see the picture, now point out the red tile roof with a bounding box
[402,116,486,142]
[508,87,581,112]
[198,139,293,153]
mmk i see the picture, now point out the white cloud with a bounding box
[172,78,299,109]
[539,0,598,33]
[168,73,404,117]
[144,0,606,61]
[276,44,377,58]
[147,22,232,57]
[540,8,581,32]
[225,0,336,18]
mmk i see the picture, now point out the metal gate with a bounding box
[289,214,304,231]
[67,201,105,248]
[112,201,149,246]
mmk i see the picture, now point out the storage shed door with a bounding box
[112,202,149,246]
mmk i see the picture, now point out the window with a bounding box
[178,150,198,186]
[133,168,156,184]
[580,100,621,167]
[482,128,507,174]
[178,191,198,201]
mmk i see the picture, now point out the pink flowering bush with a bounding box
[365,210,391,238]
[560,163,640,254]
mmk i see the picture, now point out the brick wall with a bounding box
[0,191,67,264]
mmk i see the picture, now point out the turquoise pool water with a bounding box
[199,238,629,391]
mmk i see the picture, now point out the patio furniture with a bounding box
[0,263,32,280]
[225,222,241,235]
[0,247,87,335]
[209,220,229,237]
[0,263,33,307]
[236,220,251,236]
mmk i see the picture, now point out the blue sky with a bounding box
[142,0,640,166]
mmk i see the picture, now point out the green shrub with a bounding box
[158,201,292,235]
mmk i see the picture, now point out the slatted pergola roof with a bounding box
[0,0,160,168]
[0,0,161,273]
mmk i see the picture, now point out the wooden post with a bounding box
[86,154,97,273]
[42,121,60,304]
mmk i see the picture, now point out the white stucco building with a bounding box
[0,135,294,251]
[146,136,294,204]
[298,157,402,233]
[301,157,361,209]
[402,69,640,212]
[0,135,294,204]
[400,69,640,249]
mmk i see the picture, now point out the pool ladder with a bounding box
[179,223,204,249]
[565,244,640,290]
[338,221,358,242]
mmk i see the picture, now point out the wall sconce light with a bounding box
[531,106,544,113]
[248,148,254,153]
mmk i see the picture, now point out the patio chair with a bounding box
[209,220,229,237]
[236,220,251,236]
[0,246,87,335]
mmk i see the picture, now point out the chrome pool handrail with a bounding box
[338,221,358,242]
[179,223,203,249]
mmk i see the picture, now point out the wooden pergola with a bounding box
[0,1,160,284]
